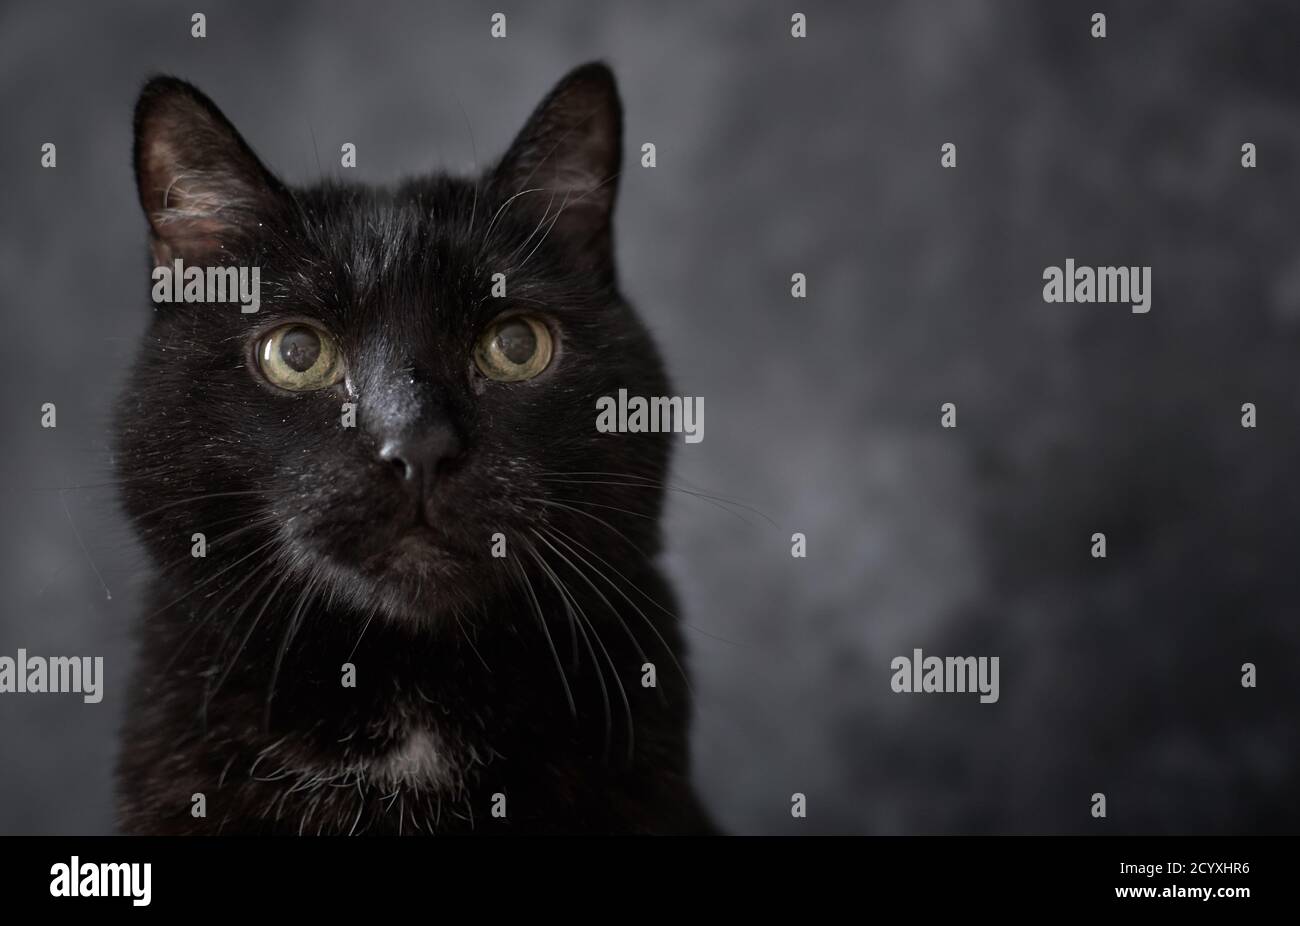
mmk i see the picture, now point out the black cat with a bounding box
[114,63,714,834]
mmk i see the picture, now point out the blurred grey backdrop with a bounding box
[2,0,1299,834]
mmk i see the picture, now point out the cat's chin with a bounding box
[313,559,471,626]
[378,529,468,581]
[295,526,493,626]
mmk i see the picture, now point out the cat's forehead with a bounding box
[288,178,521,323]
[297,180,485,268]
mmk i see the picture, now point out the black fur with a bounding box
[114,64,713,834]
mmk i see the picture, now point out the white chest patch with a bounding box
[249,728,459,797]
[373,729,450,786]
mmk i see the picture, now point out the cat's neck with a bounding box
[139,554,682,753]
[120,554,698,833]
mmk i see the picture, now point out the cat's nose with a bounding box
[378,425,463,487]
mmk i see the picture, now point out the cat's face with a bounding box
[117,65,671,626]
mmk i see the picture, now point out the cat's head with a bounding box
[117,64,672,626]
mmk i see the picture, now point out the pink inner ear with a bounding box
[147,171,259,261]
[147,218,229,264]
[139,131,260,261]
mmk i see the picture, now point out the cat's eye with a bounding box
[256,324,344,391]
[474,315,553,382]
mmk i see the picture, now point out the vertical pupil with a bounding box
[280,326,322,372]
[496,320,536,365]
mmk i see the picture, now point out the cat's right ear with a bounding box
[133,76,290,264]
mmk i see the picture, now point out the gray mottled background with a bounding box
[2,0,1298,834]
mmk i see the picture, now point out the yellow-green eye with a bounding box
[257,324,344,391]
[474,315,553,382]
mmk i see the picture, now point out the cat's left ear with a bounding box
[133,76,292,264]
[493,62,623,277]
